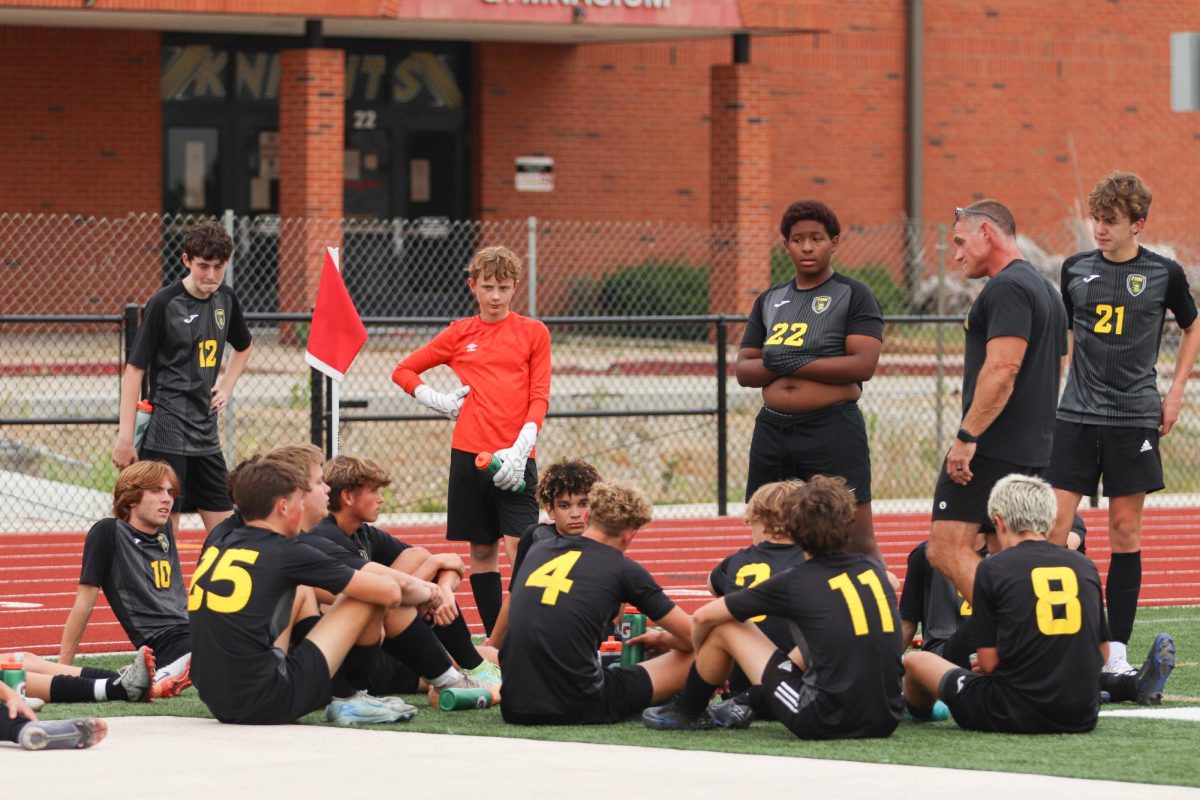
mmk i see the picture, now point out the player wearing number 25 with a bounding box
[1045,172,1200,677]
[735,201,885,562]
[112,220,253,537]
[905,475,1107,733]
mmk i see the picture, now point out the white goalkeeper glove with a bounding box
[414,384,470,420]
[492,422,538,492]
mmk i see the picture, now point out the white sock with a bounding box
[1108,641,1128,665]
[431,667,462,688]
[93,680,109,702]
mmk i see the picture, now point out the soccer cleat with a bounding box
[903,700,949,722]
[642,700,716,731]
[1134,633,1175,706]
[325,691,406,725]
[151,659,192,699]
[19,718,107,751]
[117,646,155,703]
[463,660,502,690]
[26,697,45,713]
[1103,653,1137,676]
[374,694,419,722]
[709,696,755,729]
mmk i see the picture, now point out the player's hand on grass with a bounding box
[414,384,470,419]
[493,422,538,492]
[112,441,138,469]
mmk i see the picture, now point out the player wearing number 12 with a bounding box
[1046,172,1200,676]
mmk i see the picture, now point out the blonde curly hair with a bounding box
[587,481,652,537]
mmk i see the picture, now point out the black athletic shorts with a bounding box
[214,640,331,725]
[500,663,653,725]
[146,625,192,670]
[746,402,872,503]
[758,649,897,740]
[938,667,1096,734]
[446,448,538,544]
[138,448,233,513]
[931,454,1042,533]
[363,648,421,695]
[1046,421,1164,497]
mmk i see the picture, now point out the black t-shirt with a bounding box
[80,517,190,647]
[1058,247,1198,427]
[303,516,410,570]
[131,280,251,455]
[724,552,904,737]
[509,521,562,590]
[961,260,1067,465]
[898,541,971,653]
[188,525,355,719]
[970,539,1107,732]
[500,536,676,717]
[742,274,884,379]
[709,541,806,653]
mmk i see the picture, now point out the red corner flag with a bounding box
[304,247,367,382]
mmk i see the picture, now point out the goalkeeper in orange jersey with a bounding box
[392,246,551,635]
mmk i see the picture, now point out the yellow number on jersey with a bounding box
[188,547,259,614]
[1030,566,1082,635]
[524,550,583,606]
[150,560,172,589]
[198,338,218,368]
[828,569,896,636]
[1093,304,1126,336]
[734,562,771,622]
[763,322,808,347]
[958,591,973,616]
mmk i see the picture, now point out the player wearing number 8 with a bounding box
[904,474,1107,733]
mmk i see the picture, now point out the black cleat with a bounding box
[709,696,755,729]
[1134,633,1175,706]
[642,701,715,731]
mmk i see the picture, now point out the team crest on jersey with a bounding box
[156,533,170,554]
[215,308,226,330]
[358,549,367,559]
[1127,274,1146,297]
[811,296,831,314]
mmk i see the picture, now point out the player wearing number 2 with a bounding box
[904,475,1107,733]
[1046,172,1200,676]
[736,201,885,561]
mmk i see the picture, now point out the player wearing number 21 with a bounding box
[1045,172,1200,677]
[904,475,1107,733]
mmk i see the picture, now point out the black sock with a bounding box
[904,700,933,720]
[80,667,117,680]
[1107,551,1142,644]
[746,685,777,721]
[677,665,720,716]
[49,674,118,703]
[331,644,378,697]
[381,620,454,680]
[434,616,484,670]
[0,706,30,743]
[1099,670,1138,703]
[470,572,503,636]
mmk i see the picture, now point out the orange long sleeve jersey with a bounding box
[391,313,551,455]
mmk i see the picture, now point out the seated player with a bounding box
[0,682,105,751]
[499,482,695,725]
[188,454,443,725]
[59,460,193,699]
[706,479,807,694]
[8,650,152,707]
[903,474,1129,732]
[644,476,903,738]
[488,458,602,646]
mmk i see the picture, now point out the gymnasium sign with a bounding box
[515,157,554,192]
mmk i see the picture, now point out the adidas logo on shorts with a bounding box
[1140,439,1153,453]
[774,682,801,713]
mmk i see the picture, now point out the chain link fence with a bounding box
[3,212,1200,532]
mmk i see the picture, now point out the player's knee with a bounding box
[1108,523,1141,551]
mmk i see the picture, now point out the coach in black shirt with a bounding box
[927,200,1067,603]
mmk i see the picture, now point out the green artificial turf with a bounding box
[36,607,1200,787]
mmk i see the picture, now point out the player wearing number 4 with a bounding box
[645,476,903,737]
[392,246,551,637]
[112,220,252,536]
[1045,172,1200,677]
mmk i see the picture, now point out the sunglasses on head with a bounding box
[954,206,1001,225]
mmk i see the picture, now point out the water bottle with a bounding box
[1,658,26,700]
[133,399,154,449]
[620,610,647,666]
[598,637,622,669]
[438,686,500,711]
[473,451,526,493]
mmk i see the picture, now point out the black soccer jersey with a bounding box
[742,274,884,378]
[499,536,676,717]
[188,525,355,720]
[304,516,409,570]
[898,541,971,653]
[80,518,189,647]
[709,541,806,653]
[962,260,1067,465]
[509,521,561,590]
[1057,247,1198,427]
[131,281,251,455]
[724,552,904,737]
[970,539,1107,731]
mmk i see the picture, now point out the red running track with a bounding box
[2,507,1198,657]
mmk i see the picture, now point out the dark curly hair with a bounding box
[182,219,234,263]
[537,459,601,508]
[779,200,841,240]
[780,474,855,557]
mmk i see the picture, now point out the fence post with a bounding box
[222,209,236,462]
[935,224,947,457]
[716,316,729,516]
[526,216,538,317]
[310,367,324,451]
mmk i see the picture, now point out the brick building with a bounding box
[0,1,1197,316]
